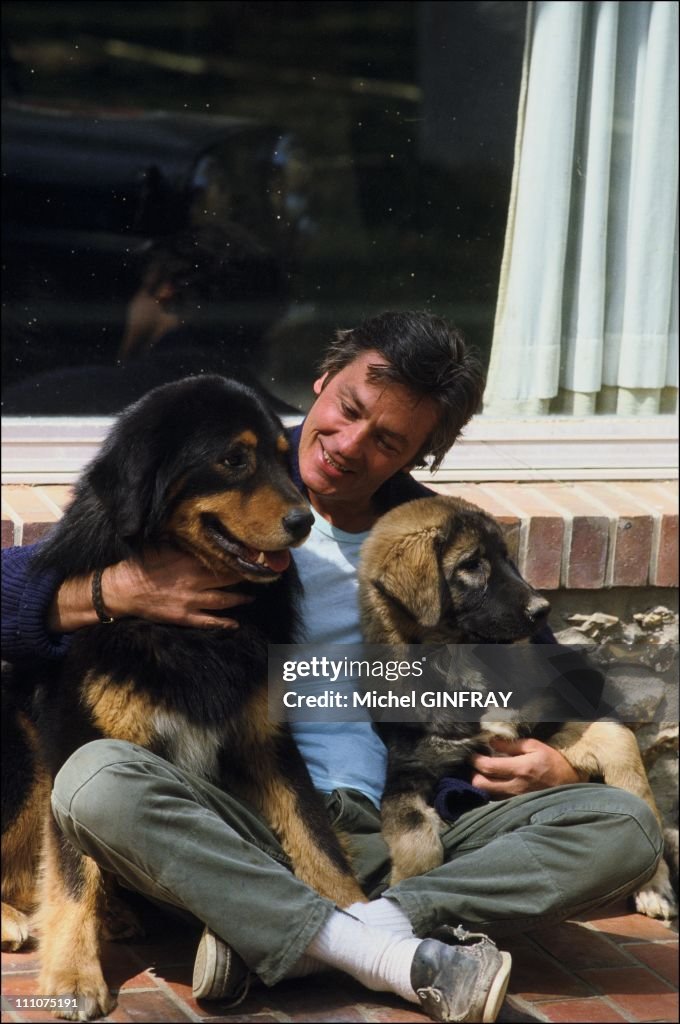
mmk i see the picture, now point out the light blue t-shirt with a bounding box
[291,509,387,808]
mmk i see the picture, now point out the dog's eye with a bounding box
[458,556,481,574]
[223,450,248,469]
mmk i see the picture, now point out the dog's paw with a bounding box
[480,708,522,743]
[101,894,145,941]
[1,904,33,951]
[634,860,678,920]
[39,967,116,1021]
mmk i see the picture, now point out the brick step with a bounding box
[2,481,677,590]
[1,901,677,1023]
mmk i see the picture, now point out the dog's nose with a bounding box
[526,594,551,625]
[283,508,314,541]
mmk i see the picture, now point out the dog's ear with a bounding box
[372,528,445,628]
[87,430,167,542]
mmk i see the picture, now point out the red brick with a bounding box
[3,1011,65,1024]
[583,907,678,943]
[567,516,609,588]
[654,513,678,587]
[2,515,15,548]
[573,483,655,586]
[527,922,630,970]
[537,996,628,1022]
[501,998,550,1023]
[0,972,40,997]
[258,976,384,1020]
[163,977,272,1019]
[0,949,40,974]
[364,1007,432,1022]
[201,1016,282,1023]
[522,516,565,591]
[531,485,610,588]
[615,482,679,587]
[2,487,59,547]
[620,481,677,514]
[432,483,514,519]
[110,987,194,1021]
[34,486,74,514]
[539,485,612,588]
[503,944,592,1001]
[625,942,680,987]
[478,484,565,590]
[271,1009,370,1022]
[22,522,55,545]
[611,516,654,586]
[578,965,679,1021]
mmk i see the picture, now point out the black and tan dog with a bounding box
[358,495,677,919]
[1,375,365,1020]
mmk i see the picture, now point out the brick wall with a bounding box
[2,480,677,590]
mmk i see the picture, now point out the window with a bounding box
[2,1,677,482]
[2,2,524,413]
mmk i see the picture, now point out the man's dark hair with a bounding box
[319,311,486,471]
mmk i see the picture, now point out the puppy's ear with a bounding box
[372,529,444,628]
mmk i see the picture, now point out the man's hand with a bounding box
[48,546,252,633]
[469,737,585,797]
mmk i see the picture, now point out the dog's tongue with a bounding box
[262,549,291,573]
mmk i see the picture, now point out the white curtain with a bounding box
[484,1,678,416]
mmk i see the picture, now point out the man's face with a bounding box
[298,350,440,522]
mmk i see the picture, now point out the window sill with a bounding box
[2,414,677,483]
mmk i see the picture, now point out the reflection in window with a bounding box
[2,1,676,420]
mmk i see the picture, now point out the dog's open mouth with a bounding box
[203,515,290,578]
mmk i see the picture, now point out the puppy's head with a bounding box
[359,495,549,643]
[87,375,312,581]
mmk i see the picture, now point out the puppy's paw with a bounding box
[634,860,678,920]
[1,903,33,951]
[388,806,444,884]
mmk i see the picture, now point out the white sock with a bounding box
[284,952,325,979]
[285,898,414,978]
[345,898,415,937]
[304,909,421,1003]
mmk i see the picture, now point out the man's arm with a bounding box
[48,547,252,633]
[2,544,73,662]
[2,543,252,664]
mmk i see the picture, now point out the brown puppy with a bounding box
[2,376,365,1020]
[358,495,676,920]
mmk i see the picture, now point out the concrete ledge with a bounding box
[2,481,678,590]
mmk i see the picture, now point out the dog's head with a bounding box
[85,375,312,581]
[359,495,550,643]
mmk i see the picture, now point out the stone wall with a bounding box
[553,603,678,887]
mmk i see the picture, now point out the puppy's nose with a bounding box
[283,508,314,541]
[526,594,551,624]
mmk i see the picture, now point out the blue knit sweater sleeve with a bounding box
[1,544,72,662]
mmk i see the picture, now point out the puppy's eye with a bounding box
[223,450,247,469]
[458,556,481,574]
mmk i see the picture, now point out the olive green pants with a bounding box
[52,739,662,986]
